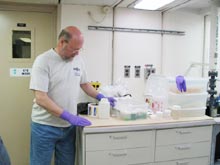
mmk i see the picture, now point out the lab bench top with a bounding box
[81,115,215,133]
[213,117,220,124]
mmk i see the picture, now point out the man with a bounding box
[29,26,115,165]
[0,136,10,165]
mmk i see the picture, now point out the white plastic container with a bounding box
[119,108,147,121]
[168,77,208,93]
[170,106,206,118]
[113,97,148,120]
[168,92,208,108]
[98,98,110,119]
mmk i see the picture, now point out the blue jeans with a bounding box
[0,136,11,165]
[30,122,76,165]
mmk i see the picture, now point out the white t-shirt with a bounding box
[29,48,88,127]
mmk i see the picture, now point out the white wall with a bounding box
[162,10,205,77]
[58,4,113,85]
[58,4,209,101]
[113,8,162,100]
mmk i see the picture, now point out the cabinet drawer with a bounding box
[86,147,154,165]
[155,156,209,165]
[156,126,212,145]
[155,141,210,161]
[86,130,155,151]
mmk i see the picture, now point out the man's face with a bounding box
[61,38,83,60]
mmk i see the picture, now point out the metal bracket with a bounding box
[88,26,185,35]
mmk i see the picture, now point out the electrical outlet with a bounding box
[134,65,141,78]
[144,64,156,79]
[124,65,131,78]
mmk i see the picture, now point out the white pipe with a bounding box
[209,0,219,71]
[184,62,209,76]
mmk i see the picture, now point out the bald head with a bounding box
[58,26,83,42]
[56,26,84,60]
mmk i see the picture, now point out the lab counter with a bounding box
[76,115,215,165]
[82,115,214,133]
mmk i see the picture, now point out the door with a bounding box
[0,6,56,165]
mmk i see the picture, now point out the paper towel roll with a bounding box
[88,103,98,117]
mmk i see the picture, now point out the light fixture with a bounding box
[19,38,31,43]
[134,0,176,10]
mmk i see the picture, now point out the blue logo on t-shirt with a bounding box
[73,67,80,76]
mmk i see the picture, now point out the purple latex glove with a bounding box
[60,110,91,126]
[176,75,187,92]
[96,93,116,107]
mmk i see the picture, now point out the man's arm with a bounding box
[80,82,116,107]
[33,90,91,126]
[34,90,63,117]
[80,82,99,98]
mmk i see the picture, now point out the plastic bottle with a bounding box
[98,98,110,119]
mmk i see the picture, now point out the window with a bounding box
[12,30,31,58]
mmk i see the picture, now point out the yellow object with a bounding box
[91,81,101,90]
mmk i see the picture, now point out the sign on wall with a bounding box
[10,68,31,77]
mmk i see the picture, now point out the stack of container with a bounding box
[168,77,208,118]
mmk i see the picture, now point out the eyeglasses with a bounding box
[64,40,83,53]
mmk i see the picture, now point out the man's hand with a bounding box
[60,110,91,126]
[176,75,187,92]
[96,93,116,107]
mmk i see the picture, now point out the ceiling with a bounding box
[0,0,214,13]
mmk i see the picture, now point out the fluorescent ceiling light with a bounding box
[134,0,175,10]
[19,38,31,43]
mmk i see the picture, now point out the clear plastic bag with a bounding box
[144,74,169,113]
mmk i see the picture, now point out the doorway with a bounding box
[0,4,56,164]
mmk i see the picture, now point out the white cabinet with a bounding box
[156,126,212,146]
[86,148,153,165]
[85,130,155,165]
[155,126,212,164]
[155,157,209,165]
[86,131,154,150]
[79,119,213,165]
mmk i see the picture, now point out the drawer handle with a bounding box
[175,144,191,150]
[176,161,189,165]
[108,152,127,157]
[176,130,192,134]
[109,135,128,140]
